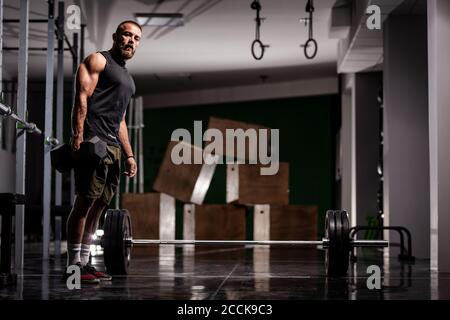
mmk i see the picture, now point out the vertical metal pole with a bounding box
[70,33,78,205]
[138,97,144,193]
[0,0,2,90]
[43,0,55,260]
[55,1,64,208]
[0,0,3,145]
[132,98,138,193]
[54,216,61,257]
[14,0,29,274]
[10,82,16,152]
[80,24,85,63]
[125,98,134,194]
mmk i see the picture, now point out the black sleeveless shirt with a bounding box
[83,50,135,147]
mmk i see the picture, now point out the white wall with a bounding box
[383,15,430,259]
[428,0,450,272]
[142,77,339,109]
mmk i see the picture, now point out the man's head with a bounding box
[112,21,142,60]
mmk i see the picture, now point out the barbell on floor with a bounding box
[101,209,388,278]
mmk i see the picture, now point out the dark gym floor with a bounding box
[1,243,449,300]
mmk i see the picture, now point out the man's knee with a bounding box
[90,198,108,217]
[70,196,96,218]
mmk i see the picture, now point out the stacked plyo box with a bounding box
[206,117,317,293]
[207,117,318,241]
[226,162,317,241]
[121,192,175,240]
[152,140,236,241]
[153,141,218,205]
[141,116,317,242]
[121,192,176,257]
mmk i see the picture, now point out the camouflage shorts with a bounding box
[74,145,121,205]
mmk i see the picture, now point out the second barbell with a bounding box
[101,209,388,278]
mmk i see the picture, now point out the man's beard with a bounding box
[115,43,135,60]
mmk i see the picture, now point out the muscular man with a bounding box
[66,21,141,283]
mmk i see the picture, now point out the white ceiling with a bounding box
[2,0,340,94]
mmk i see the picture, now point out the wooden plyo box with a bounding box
[183,204,247,240]
[206,116,272,162]
[253,205,318,240]
[121,192,175,240]
[153,141,218,205]
[227,163,289,205]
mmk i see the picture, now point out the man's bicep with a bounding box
[76,63,98,97]
[76,53,105,97]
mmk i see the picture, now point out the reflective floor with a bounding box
[1,243,449,300]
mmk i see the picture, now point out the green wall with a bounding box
[124,95,340,238]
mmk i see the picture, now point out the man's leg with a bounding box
[66,195,95,266]
[80,198,107,265]
[79,145,120,281]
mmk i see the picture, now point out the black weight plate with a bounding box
[340,211,350,275]
[102,209,114,274]
[325,210,350,278]
[103,210,117,275]
[103,209,130,275]
[334,210,346,277]
[118,209,131,274]
[117,209,131,275]
[335,210,350,277]
[328,210,340,277]
[341,211,350,250]
[325,210,336,277]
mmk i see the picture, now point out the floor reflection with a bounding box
[0,244,448,300]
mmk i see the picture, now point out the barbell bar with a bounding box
[101,209,389,278]
[1,101,42,136]
[127,239,388,247]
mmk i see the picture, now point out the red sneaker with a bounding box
[83,264,113,281]
[63,263,100,284]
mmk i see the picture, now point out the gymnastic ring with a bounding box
[251,39,265,60]
[303,38,318,60]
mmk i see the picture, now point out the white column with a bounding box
[15,0,29,273]
[383,15,430,258]
[340,74,355,226]
[428,0,450,271]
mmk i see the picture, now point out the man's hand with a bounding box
[71,135,84,151]
[124,157,137,177]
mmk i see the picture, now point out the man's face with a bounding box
[113,23,142,60]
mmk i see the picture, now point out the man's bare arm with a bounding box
[118,116,137,177]
[118,117,133,158]
[71,53,106,149]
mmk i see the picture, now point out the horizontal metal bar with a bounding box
[351,240,389,247]
[3,47,71,51]
[130,239,324,246]
[3,19,48,23]
[4,19,78,58]
[0,102,12,116]
[127,239,389,248]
